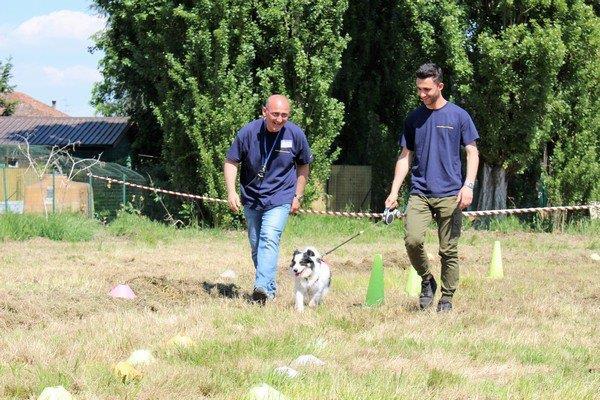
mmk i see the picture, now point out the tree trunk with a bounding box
[476,163,507,211]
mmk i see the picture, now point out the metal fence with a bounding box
[0,145,145,219]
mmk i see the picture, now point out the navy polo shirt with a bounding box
[226,118,313,210]
[400,102,479,197]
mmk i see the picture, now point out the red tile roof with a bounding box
[0,91,69,117]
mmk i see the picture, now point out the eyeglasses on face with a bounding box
[265,108,290,119]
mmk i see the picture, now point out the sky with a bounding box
[0,1,106,116]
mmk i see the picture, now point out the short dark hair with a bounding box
[416,63,443,83]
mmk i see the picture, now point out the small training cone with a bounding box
[291,354,325,367]
[219,269,237,279]
[169,335,196,348]
[246,383,288,400]
[274,366,299,378]
[365,254,384,306]
[109,284,136,299]
[487,241,504,279]
[404,267,422,298]
[37,386,74,400]
[127,349,155,366]
[113,361,142,382]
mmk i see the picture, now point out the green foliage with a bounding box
[0,58,17,116]
[0,213,100,242]
[564,218,600,238]
[333,0,472,208]
[107,209,178,245]
[487,215,528,233]
[469,22,565,169]
[336,0,599,209]
[465,0,599,206]
[284,213,405,243]
[107,208,212,245]
[542,1,600,205]
[474,212,599,234]
[92,0,349,225]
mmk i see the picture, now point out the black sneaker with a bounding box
[437,299,453,312]
[419,275,437,310]
[251,287,268,305]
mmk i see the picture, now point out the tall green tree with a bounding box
[543,0,600,205]
[333,0,471,209]
[0,58,17,116]
[467,22,566,210]
[93,0,348,225]
[466,0,600,208]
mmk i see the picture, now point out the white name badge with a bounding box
[280,139,293,149]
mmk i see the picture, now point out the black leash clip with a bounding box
[382,208,402,225]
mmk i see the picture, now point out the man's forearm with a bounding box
[295,164,310,197]
[224,160,239,194]
[390,148,412,195]
[464,145,479,184]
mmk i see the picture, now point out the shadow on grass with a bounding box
[201,281,240,299]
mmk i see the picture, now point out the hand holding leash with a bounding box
[382,208,403,225]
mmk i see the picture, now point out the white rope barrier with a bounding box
[89,174,596,219]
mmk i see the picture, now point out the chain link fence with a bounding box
[0,145,145,220]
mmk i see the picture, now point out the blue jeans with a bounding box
[244,204,291,297]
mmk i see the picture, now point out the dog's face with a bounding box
[290,247,321,279]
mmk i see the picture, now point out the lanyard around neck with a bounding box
[261,125,283,170]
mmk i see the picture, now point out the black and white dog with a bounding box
[289,247,331,312]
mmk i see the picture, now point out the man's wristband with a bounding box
[463,181,475,190]
[294,194,304,201]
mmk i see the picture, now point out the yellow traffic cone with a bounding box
[404,266,422,297]
[487,240,504,279]
[365,254,384,306]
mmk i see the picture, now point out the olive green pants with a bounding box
[404,195,462,300]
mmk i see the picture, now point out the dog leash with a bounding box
[321,207,404,257]
[321,230,365,257]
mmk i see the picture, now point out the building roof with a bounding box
[0,92,69,117]
[0,117,131,148]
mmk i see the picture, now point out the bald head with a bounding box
[265,94,290,110]
[262,94,291,133]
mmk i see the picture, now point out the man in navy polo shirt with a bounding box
[385,63,479,312]
[224,94,313,303]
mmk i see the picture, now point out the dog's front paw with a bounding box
[308,300,318,308]
[295,304,305,312]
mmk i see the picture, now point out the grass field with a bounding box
[0,214,598,399]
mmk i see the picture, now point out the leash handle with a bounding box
[382,208,403,225]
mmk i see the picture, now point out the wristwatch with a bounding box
[294,194,304,201]
[464,181,475,190]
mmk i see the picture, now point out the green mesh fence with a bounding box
[0,144,145,220]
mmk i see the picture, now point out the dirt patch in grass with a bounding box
[126,275,242,308]
[335,250,410,272]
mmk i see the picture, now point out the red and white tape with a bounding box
[89,174,595,219]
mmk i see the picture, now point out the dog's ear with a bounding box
[306,249,315,257]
